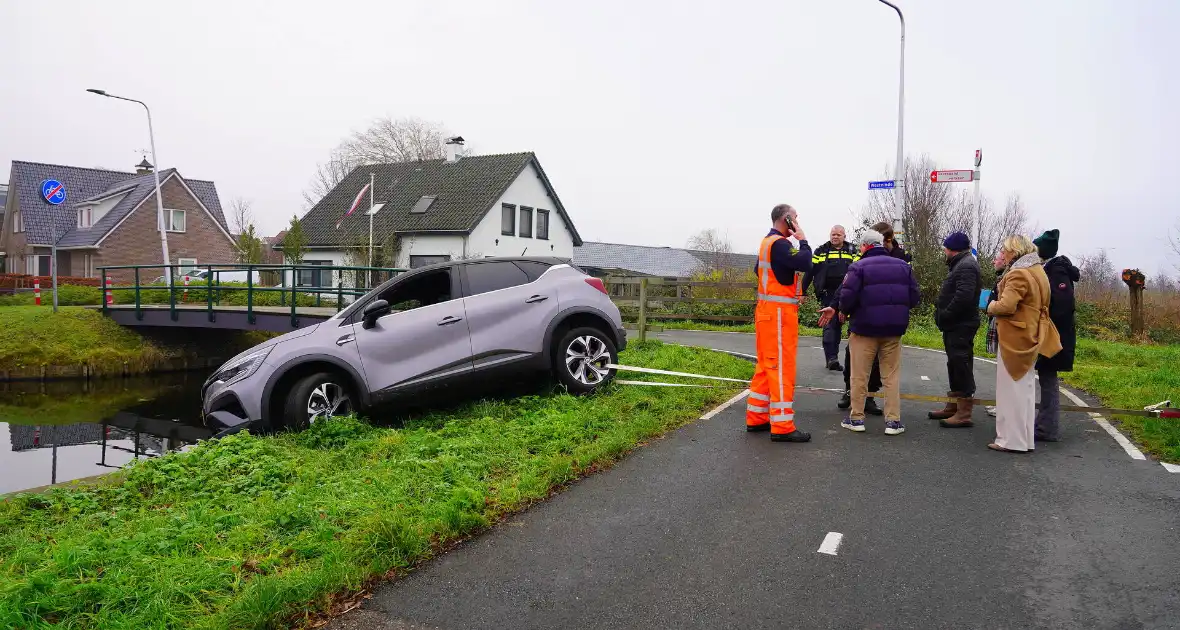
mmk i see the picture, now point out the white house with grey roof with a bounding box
[1,160,237,282]
[285,144,582,287]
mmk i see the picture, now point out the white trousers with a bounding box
[995,348,1036,452]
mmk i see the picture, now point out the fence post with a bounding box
[134,268,142,321]
[1122,268,1146,337]
[638,277,649,343]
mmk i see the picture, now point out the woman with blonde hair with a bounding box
[984,235,1063,452]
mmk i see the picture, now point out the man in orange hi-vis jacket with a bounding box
[747,204,814,442]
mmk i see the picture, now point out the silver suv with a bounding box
[202,258,626,433]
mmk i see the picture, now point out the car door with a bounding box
[461,260,560,370]
[351,266,474,398]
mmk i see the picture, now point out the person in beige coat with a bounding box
[984,235,1063,453]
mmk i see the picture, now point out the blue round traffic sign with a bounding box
[41,179,66,205]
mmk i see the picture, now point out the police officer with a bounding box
[746,204,813,443]
[802,225,859,371]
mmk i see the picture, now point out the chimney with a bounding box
[444,136,465,163]
[135,158,154,175]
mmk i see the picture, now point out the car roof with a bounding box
[414,256,569,272]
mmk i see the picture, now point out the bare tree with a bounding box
[1169,219,1180,272]
[228,198,255,236]
[1076,249,1119,301]
[302,116,450,208]
[687,228,734,274]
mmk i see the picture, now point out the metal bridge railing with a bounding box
[97,263,405,328]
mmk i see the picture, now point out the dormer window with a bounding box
[77,206,93,228]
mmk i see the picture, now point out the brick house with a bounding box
[0,160,237,283]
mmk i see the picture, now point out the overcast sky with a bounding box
[2,0,1177,274]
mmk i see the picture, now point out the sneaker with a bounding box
[864,397,884,416]
[985,406,997,417]
[838,390,851,409]
[841,417,866,432]
[884,421,906,436]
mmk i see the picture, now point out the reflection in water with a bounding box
[1,373,213,494]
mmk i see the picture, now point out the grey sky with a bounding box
[3,1,1177,274]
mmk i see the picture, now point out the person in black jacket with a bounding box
[1032,229,1080,441]
[802,225,860,371]
[929,232,983,427]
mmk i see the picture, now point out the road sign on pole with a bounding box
[929,169,974,183]
[868,180,899,190]
[974,149,983,167]
[40,179,66,205]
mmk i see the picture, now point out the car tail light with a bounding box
[584,278,608,295]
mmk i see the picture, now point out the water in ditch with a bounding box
[0,372,213,495]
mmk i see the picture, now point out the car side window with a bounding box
[377,269,454,313]
[464,262,530,296]
[514,261,552,282]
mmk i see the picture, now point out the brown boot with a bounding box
[940,397,975,428]
[928,392,960,420]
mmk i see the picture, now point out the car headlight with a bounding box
[209,346,273,388]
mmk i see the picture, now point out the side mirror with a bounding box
[361,299,391,329]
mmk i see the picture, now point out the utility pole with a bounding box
[973,149,983,252]
[876,0,906,234]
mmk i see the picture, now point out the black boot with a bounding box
[826,359,843,371]
[838,390,851,409]
[864,396,884,416]
[771,429,812,443]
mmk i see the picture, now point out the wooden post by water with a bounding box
[1122,268,1146,337]
[638,277,649,343]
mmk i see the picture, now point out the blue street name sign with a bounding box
[41,179,67,205]
[867,180,896,190]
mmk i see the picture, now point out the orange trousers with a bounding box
[746,303,799,434]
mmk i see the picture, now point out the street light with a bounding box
[875,0,906,233]
[86,88,172,286]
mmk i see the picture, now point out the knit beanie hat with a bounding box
[943,231,970,252]
[1034,229,1060,259]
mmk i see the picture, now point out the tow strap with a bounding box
[607,363,1180,419]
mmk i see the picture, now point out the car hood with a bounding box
[217,323,322,369]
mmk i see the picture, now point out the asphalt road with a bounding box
[328,330,1180,630]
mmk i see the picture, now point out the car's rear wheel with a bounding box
[281,372,354,431]
[553,327,617,394]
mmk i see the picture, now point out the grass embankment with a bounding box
[654,317,1180,462]
[0,307,168,373]
[0,342,752,629]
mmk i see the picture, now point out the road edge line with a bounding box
[701,388,751,421]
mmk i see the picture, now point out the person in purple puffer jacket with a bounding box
[825,229,921,435]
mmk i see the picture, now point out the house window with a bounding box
[297,260,332,288]
[12,211,22,233]
[84,254,95,278]
[501,204,516,236]
[166,209,186,232]
[409,255,451,269]
[518,207,533,238]
[78,207,93,228]
[536,209,550,240]
[177,258,199,276]
[26,255,50,276]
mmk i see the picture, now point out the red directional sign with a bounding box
[930,169,975,183]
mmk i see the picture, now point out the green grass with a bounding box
[0,307,168,372]
[0,342,752,629]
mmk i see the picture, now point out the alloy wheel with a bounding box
[307,382,351,424]
[565,335,611,385]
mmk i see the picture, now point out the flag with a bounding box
[336,182,372,228]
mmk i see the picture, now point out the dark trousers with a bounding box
[1036,368,1061,440]
[822,314,844,362]
[943,327,978,396]
[844,343,882,392]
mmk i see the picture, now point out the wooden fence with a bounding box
[602,276,761,342]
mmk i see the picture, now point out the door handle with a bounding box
[525,295,549,303]
[437,315,464,326]
[336,334,355,346]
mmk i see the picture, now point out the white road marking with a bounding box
[1058,387,1147,460]
[701,388,751,421]
[1161,462,1180,473]
[817,532,844,555]
[920,375,930,381]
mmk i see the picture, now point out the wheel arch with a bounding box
[543,307,621,364]
[261,355,370,425]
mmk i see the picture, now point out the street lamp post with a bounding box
[875,0,906,233]
[86,89,172,287]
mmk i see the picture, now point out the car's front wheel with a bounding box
[281,372,354,430]
[553,327,618,394]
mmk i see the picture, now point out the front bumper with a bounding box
[201,376,264,437]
